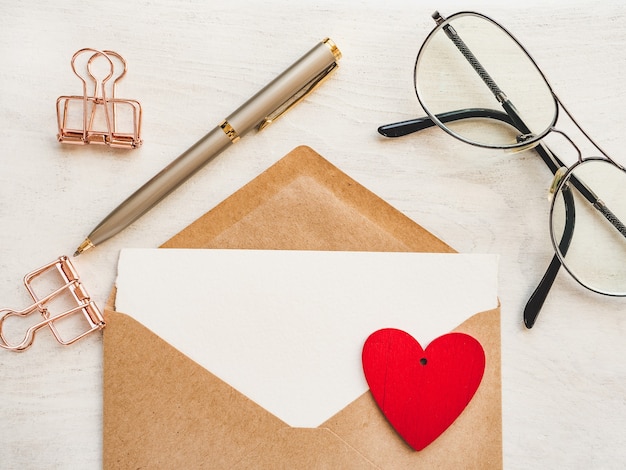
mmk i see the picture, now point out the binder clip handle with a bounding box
[56,48,143,149]
[0,308,39,352]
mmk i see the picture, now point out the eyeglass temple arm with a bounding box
[524,185,575,328]
[378,110,565,173]
[378,108,512,137]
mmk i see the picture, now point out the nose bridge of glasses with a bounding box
[549,128,583,162]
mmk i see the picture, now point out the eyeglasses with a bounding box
[379,11,626,328]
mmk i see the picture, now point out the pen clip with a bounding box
[257,61,339,131]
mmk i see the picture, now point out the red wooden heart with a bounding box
[362,329,485,451]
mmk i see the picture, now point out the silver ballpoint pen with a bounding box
[74,38,341,256]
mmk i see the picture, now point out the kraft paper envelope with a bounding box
[103,146,503,468]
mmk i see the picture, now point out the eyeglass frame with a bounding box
[378,10,626,328]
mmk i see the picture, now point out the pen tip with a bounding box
[74,238,95,257]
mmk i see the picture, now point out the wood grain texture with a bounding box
[1,0,626,468]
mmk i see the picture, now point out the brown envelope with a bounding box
[103,146,502,468]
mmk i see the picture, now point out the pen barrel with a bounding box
[83,38,340,249]
[89,127,231,245]
[226,39,340,135]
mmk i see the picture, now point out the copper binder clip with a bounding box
[0,256,105,352]
[56,48,143,148]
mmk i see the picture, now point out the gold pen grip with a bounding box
[219,120,241,143]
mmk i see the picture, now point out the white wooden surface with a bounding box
[1,0,625,468]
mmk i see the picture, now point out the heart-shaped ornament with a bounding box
[362,329,485,451]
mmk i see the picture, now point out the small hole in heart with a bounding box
[420,357,428,366]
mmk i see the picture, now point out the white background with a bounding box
[1,0,625,468]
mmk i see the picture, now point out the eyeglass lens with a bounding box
[551,160,626,295]
[414,13,557,149]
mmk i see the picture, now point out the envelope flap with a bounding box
[103,309,286,469]
[161,145,455,253]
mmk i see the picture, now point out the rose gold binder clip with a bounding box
[56,48,143,149]
[0,256,105,352]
